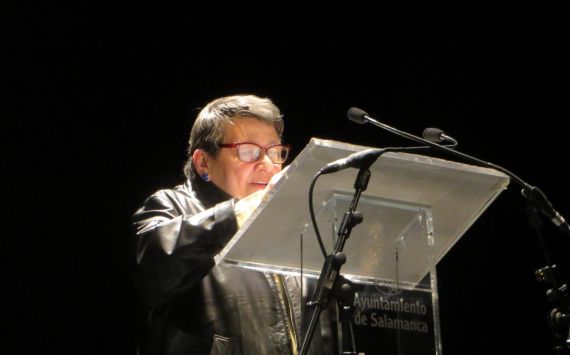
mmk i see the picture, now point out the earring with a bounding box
[201,173,210,182]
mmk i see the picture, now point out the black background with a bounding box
[6,4,569,355]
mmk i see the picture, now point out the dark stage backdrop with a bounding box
[7,5,569,355]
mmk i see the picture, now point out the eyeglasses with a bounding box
[219,142,291,164]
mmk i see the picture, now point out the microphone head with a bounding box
[347,107,369,124]
[422,127,445,142]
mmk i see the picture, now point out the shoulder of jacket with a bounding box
[144,185,190,206]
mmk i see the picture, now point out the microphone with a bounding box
[422,127,445,142]
[319,148,386,175]
[347,107,368,124]
[347,107,570,237]
[348,107,454,147]
[423,127,459,147]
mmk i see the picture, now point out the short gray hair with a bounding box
[183,95,284,179]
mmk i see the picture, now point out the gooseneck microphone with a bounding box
[348,107,458,149]
[422,127,458,146]
[319,148,386,175]
[347,107,570,237]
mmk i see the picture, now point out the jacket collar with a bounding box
[186,175,233,208]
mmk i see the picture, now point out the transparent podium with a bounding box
[216,138,510,354]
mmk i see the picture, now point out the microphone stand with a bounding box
[299,165,373,355]
[350,107,570,353]
[528,207,570,354]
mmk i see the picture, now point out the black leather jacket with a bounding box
[132,176,332,355]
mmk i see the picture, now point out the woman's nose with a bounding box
[255,152,278,171]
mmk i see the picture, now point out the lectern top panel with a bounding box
[216,138,509,285]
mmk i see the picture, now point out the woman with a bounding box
[132,95,332,355]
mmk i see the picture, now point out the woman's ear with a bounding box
[192,149,209,176]
[192,149,213,182]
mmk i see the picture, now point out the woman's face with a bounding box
[206,116,282,199]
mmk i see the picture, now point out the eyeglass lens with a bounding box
[237,144,289,163]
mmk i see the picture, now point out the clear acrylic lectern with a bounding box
[215,138,510,354]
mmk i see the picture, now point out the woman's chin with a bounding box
[247,183,268,194]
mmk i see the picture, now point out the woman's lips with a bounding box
[250,182,268,186]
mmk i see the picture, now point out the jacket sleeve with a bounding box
[132,190,238,310]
